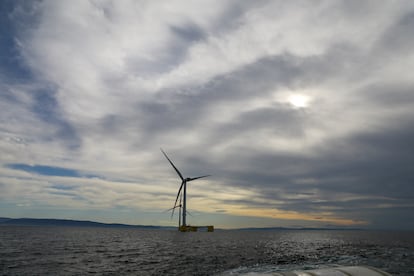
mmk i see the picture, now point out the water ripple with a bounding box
[0,227,413,275]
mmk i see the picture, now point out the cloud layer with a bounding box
[1,0,414,229]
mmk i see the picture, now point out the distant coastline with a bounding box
[0,217,170,229]
[0,217,363,231]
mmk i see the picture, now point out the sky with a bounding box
[1,0,414,230]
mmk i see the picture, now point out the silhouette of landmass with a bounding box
[0,217,361,231]
[0,217,173,229]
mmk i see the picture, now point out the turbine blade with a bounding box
[173,181,185,207]
[161,148,184,181]
[165,205,180,213]
[171,181,185,218]
[187,175,210,181]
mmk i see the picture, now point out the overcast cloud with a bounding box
[1,0,414,229]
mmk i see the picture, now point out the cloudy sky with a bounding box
[1,0,414,229]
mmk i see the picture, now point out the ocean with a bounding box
[0,226,413,275]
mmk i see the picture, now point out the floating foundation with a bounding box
[179,225,214,232]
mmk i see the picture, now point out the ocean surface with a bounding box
[0,226,413,275]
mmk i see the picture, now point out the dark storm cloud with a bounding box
[207,118,414,225]
[269,120,414,198]
[361,82,414,107]
[309,120,414,197]
[363,207,414,229]
[349,127,413,196]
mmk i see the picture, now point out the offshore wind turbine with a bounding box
[161,149,209,229]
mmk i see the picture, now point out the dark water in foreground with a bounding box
[0,227,413,275]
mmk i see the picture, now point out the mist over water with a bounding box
[1,227,413,275]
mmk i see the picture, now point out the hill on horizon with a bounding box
[0,217,169,229]
[0,217,364,231]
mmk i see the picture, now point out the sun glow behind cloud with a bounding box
[287,94,311,108]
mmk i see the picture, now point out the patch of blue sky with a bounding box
[49,190,78,197]
[0,1,34,82]
[50,184,77,190]
[30,87,82,150]
[7,163,81,178]
[0,2,82,151]
[48,185,86,201]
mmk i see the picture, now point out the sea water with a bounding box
[0,226,413,275]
